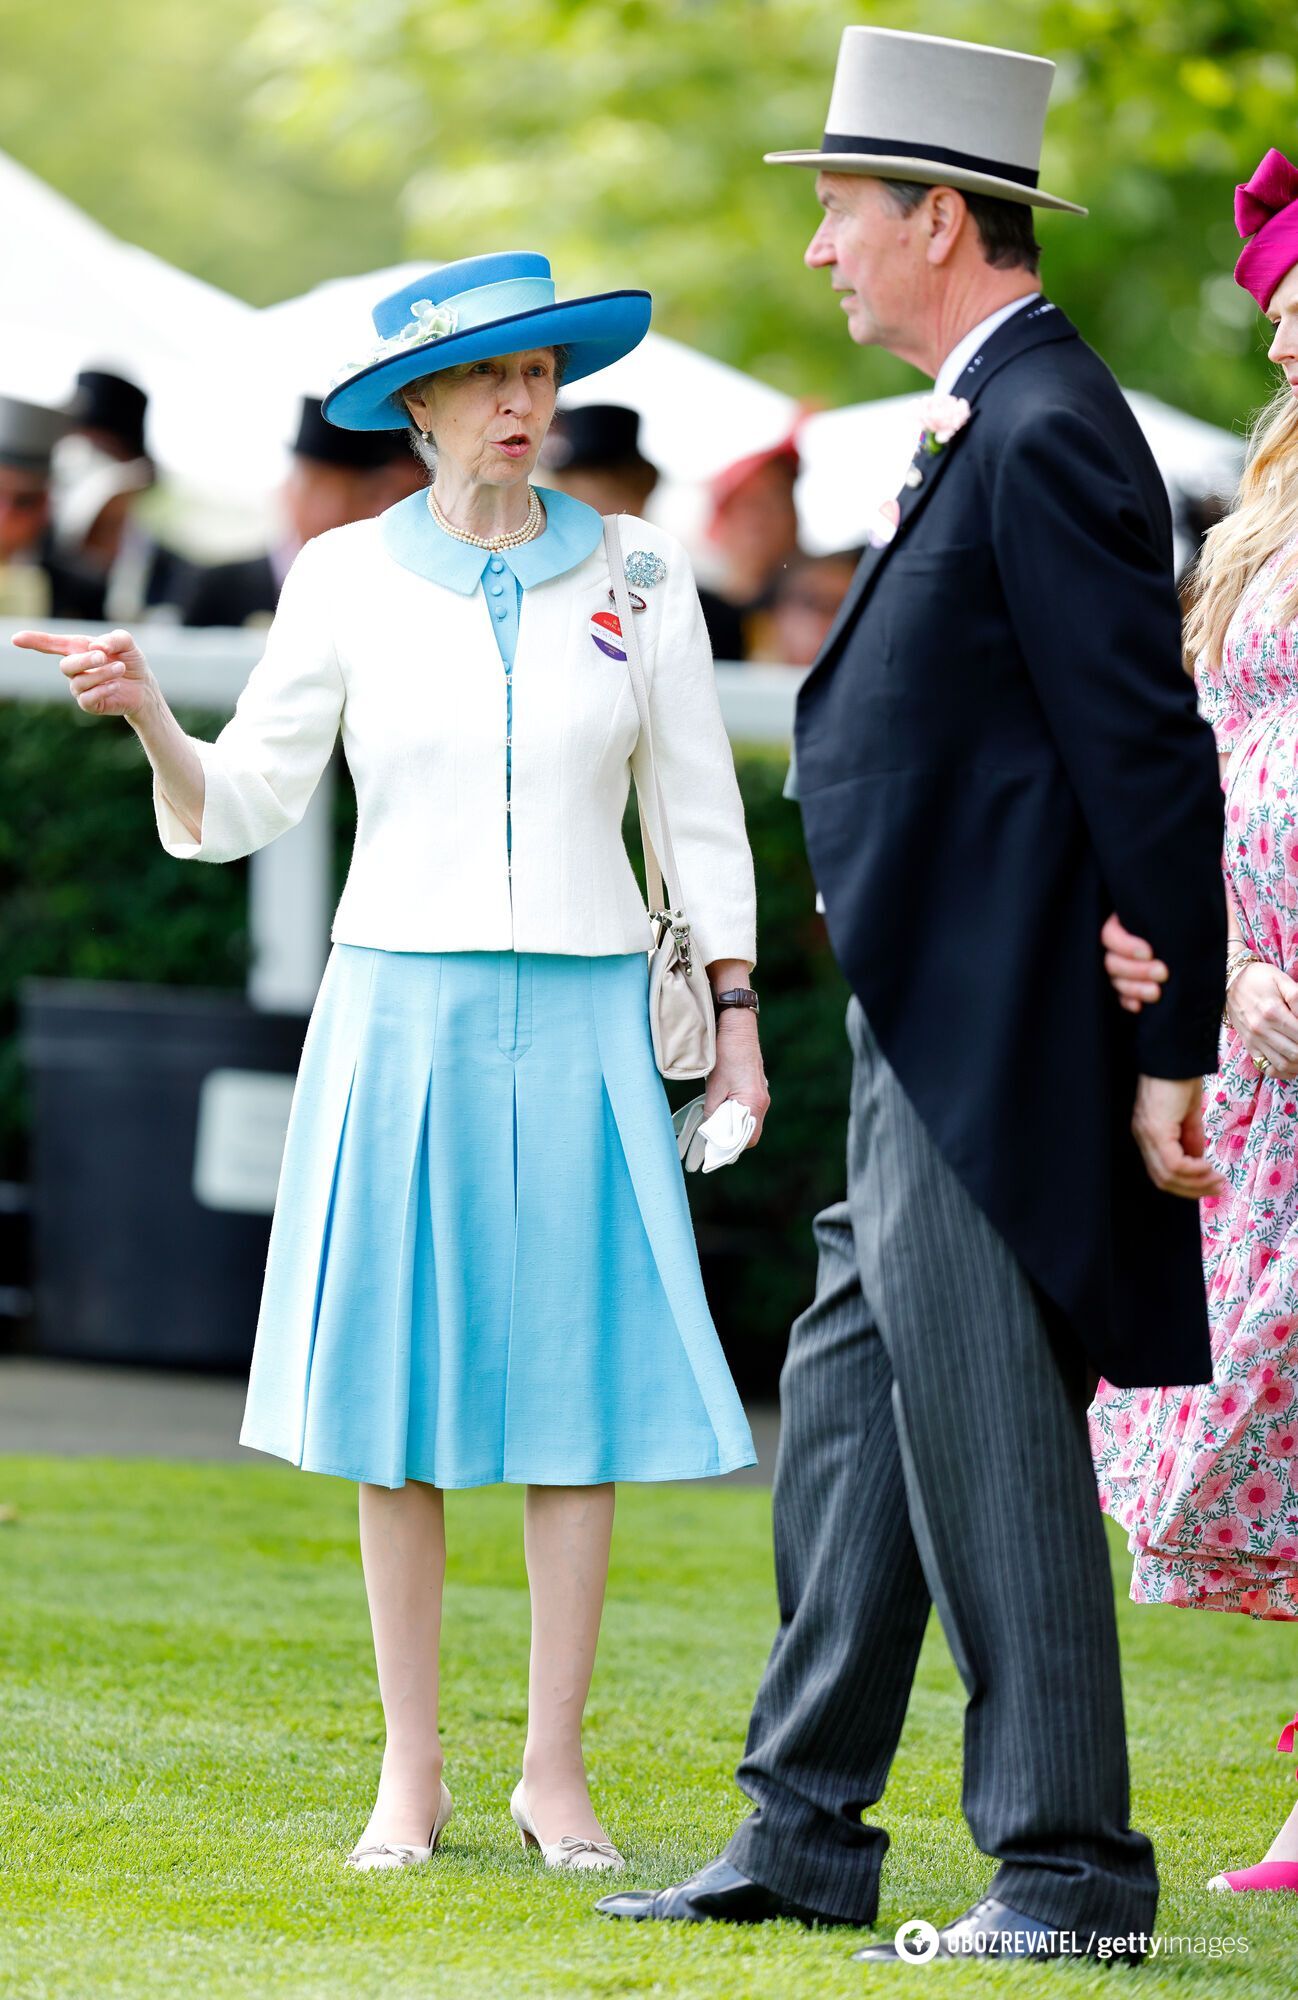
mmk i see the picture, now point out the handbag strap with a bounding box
[603,515,687,918]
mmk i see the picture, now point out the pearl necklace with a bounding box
[427,483,543,551]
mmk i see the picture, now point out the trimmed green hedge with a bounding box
[0,708,851,1387]
[0,705,251,1173]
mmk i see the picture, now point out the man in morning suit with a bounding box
[600,28,1226,1963]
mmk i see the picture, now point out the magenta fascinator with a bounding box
[1234,147,1298,310]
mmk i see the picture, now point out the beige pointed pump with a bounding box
[510,1781,625,1873]
[346,1781,454,1872]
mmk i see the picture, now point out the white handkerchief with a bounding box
[672,1096,756,1174]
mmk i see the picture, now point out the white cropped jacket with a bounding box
[154,501,758,970]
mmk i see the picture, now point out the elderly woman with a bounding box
[14,252,767,1875]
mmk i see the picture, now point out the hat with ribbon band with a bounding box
[765,25,1085,216]
[1235,149,1298,312]
[323,251,652,432]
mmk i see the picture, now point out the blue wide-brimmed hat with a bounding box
[323,251,652,432]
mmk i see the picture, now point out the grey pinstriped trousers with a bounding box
[725,998,1158,1932]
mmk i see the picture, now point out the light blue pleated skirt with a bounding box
[239,946,756,1487]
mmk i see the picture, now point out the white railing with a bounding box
[1,619,802,1012]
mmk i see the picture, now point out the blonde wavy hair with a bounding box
[1185,380,1298,670]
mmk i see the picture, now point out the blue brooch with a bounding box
[624,549,667,590]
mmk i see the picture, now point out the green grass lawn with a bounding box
[0,1457,1295,1998]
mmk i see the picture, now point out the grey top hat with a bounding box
[766,27,1085,216]
[0,395,68,472]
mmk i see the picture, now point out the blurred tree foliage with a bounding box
[0,0,1290,428]
[236,0,1290,426]
[0,0,408,303]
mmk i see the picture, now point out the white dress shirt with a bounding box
[153,493,758,970]
[934,293,1041,398]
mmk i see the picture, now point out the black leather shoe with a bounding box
[595,1856,838,1926]
[851,1895,1148,1964]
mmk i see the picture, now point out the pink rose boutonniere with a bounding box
[901,394,973,490]
[919,392,972,453]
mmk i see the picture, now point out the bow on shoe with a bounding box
[555,1835,623,1865]
[1276,1712,1298,1778]
[1236,149,1298,240]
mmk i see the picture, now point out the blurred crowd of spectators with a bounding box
[0,377,860,667]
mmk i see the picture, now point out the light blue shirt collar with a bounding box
[379,483,603,594]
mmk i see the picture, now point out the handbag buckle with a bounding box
[649,908,693,975]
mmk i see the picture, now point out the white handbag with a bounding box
[604,516,717,1082]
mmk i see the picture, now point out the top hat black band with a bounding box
[820,132,1040,189]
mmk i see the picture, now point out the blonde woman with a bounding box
[12,253,767,1875]
[1094,149,1298,1894]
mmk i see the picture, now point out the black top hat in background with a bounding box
[67,370,150,458]
[543,403,655,474]
[295,396,406,470]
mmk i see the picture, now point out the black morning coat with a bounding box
[794,300,1226,1390]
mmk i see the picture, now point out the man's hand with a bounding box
[1101,912,1167,1013]
[1132,1075,1224,1200]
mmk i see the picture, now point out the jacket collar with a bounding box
[379,483,603,594]
[934,293,1040,396]
[946,295,1076,404]
[804,299,1079,677]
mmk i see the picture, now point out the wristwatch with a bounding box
[714,986,759,1016]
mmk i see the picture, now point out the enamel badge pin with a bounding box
[590,610,628,661]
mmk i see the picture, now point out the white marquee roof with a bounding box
[0,152,1243,566]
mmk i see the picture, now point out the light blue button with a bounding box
[489,559,506,574]
[490,582,505,597]
[495,606,508,621]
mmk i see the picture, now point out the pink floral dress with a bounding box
[1089,533,1298,1619]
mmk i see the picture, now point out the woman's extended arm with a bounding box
[17,537,345,865]
[130,665,207,843]
[11,624,206,841]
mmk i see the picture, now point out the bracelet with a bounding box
[1224,946,1258,1024]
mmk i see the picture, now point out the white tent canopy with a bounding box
[247,261,795,552]
[252,261,793,478]
[0,150,267,551]
[0,151,252,416]
[0,153,1245,568]
[794,388,1244,562]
